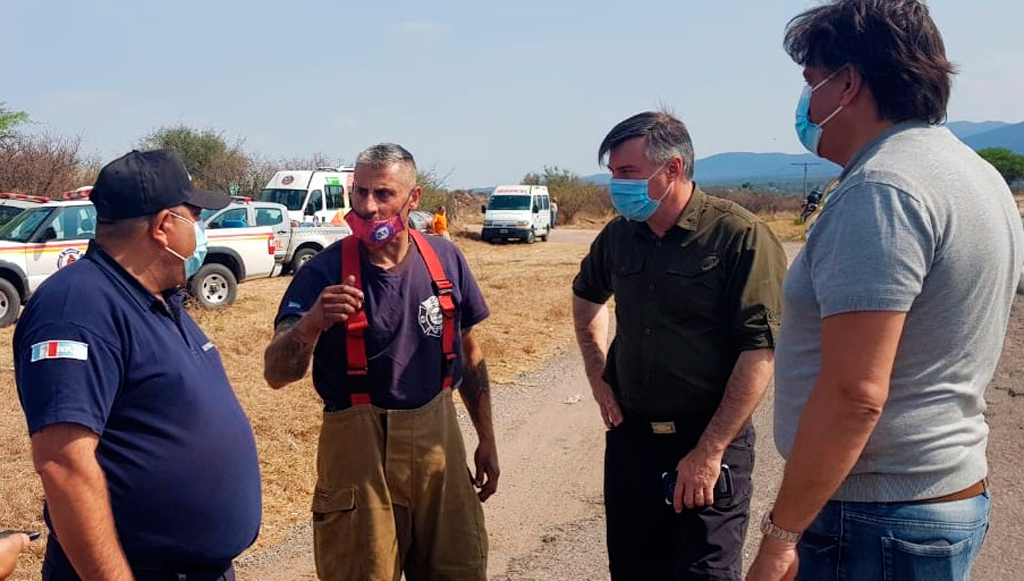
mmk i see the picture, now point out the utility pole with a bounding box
[791,162,821,197]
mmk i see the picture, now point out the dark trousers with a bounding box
[43,536,236,581]
[604,417,754,581]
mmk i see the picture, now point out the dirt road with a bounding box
[237,228,1023,580]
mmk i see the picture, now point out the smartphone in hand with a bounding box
[662,465,733,506]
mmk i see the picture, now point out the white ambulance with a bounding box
[259,167,354,224]
[0,189,277,326]
[481,185,552,244]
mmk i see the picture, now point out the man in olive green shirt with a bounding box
[572,111,787,580]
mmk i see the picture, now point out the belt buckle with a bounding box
[650,421,676,435]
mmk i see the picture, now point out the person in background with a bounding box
[433,205,452,240]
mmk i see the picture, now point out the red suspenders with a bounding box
[342,230,457,407]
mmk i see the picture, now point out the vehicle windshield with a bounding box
[259,189,307,211]
[487,195,531,211]
[0,207,54,242]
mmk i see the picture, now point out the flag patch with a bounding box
[30,340,89,362]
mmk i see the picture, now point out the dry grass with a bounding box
[0,237,588,579]
[761,212,806,242]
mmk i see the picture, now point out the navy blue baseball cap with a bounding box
[91,149,230,222]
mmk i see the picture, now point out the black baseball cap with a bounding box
[91,149,230,222]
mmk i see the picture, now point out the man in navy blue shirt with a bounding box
[264,143,496,581]
[14,149,262,581]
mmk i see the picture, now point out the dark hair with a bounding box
[784,0,956,124]
[598,111,695,180]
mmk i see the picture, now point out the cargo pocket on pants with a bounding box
[312,487,358,581]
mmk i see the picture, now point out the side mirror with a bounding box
[533,206,540,214]
[481,204,487,214]
[41,227,57,242]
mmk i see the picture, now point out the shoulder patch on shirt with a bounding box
[287,301,303,310]
[202,341,216,352]
[30,340,89,362]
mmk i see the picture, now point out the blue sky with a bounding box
[4,0,1022,188]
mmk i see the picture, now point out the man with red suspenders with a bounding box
[263,143,497,581]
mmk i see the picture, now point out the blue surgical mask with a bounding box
[166,212,208,279]
[795,68,844,155]
[608,163,670,222]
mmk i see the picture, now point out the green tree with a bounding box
[0,101,30,137]
[137,124,249,192]
[979,147,1024,185]
[520,165,611,224]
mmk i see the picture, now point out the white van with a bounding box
[258,167,354,224]
[481,185,551,244]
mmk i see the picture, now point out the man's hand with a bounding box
[589,378,623,429]
[746,536,798,581]
[0,533,29,581]
[304,275,364,331]
[673,447,722,512]
[473,438,500,502]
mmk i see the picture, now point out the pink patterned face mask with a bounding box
[344,192,412,249]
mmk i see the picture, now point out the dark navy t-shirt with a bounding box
[275,236,490,409]
[14,243,262,567]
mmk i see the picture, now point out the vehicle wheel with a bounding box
[540,227,549,242]
[190,264,237,309]
[0,278,20,327]
[1018,273,1024,295]
[291,248,318,272]
[524,229,536,244]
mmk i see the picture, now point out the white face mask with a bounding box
[164,211,207,279]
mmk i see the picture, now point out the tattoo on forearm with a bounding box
[264,319,318,385]
[460,359,492,432]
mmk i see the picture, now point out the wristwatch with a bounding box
[760,512,801,543]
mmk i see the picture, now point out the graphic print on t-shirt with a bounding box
[418,295,443,337]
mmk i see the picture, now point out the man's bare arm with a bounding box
[32,424,133,581]
[673,348,774,510]
[700,348,774,457]
[460,327,494,443]
[572,295,622,427]
[461,327,499,501]
[263,317,320,389]
[572,295,609,387]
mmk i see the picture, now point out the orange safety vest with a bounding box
[341,230,457,407]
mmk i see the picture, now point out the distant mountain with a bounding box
[583,152,842,189]
[962,121,1024,153]
[574,120,1024,191]
[945,121,1012,139]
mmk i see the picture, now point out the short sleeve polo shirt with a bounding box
[14,242,262,566]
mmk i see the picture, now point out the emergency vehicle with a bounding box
[201,198,350,273]
[0,192,50,226]
[0,188,277,327]
[258,167,354,224]
[481,185,552,244]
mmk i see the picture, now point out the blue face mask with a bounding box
[166,212,208,279]
[795,68,844,155]
[608,163,670,222]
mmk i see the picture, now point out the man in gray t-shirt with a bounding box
[748,2,1024,581]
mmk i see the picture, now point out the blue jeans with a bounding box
[797,492,989,581]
